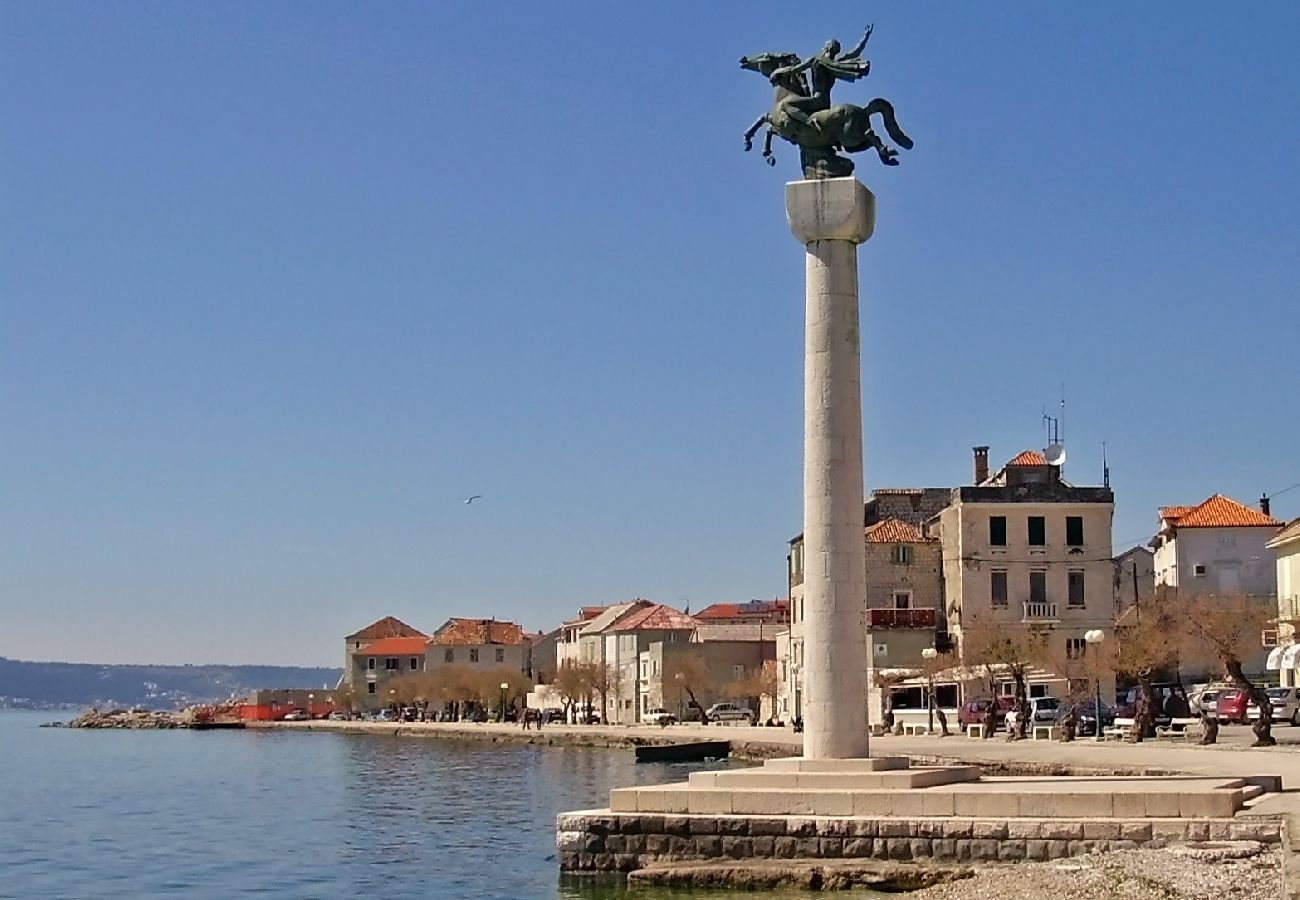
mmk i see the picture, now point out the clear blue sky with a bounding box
[3,4,1297,666]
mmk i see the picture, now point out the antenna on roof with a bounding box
[1042,384,1066,471]
[1101,441,1110,488]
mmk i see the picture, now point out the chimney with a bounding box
[1261,494,1271,517]
[973,446,990,484]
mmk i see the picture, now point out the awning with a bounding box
[1267,646,1285,670]
[1282,644,1300,669]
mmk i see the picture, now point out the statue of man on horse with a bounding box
[740,25,913,179]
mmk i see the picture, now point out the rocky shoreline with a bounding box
[62,709,196,729]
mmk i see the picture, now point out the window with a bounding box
[1066,637,1086,660]
[990,570,1008,607]
[1029,570,1047,604]
[470,649,480,663]
[1066,516,1084,546]
[1194,564,1207,577]
[409,657,420,670]
[733,664,745,679]
[989,516,1007,547]
[1028,516,1046,546]
[893,592,912,610]
[367,682,376,694]
[367,657,376,671]
[444,648,454,663]
[890,545,913,564]
[495,648,505,663]
[1068,570,1085,608]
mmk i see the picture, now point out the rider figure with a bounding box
[774,26,873,134]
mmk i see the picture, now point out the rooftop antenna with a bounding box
[1101,440,1110,488]
[1042,384,1066,470]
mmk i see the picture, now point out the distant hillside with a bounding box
[0,657,342,710]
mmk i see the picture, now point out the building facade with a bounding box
[1268,518,1300,686]
[1152,494,1281,596]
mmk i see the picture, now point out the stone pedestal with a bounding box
[787,177,875,760]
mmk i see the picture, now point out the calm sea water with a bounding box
[0,711,887,899]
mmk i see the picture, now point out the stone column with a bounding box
[786,177,875,760]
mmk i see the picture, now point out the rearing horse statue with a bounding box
[740,51,913,179]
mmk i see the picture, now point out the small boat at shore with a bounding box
[634,740,730,763]
[190,721,247,731]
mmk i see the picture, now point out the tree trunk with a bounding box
[1226,659,1275,747]
[1010,673,1029,741]
[935,706,950,737]
[1200,716,1219,745]
[1131,671,1154,742]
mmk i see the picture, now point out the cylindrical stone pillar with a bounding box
[786,177,875,760]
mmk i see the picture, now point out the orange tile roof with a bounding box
[864,518,931,543]
[346,616,426,641]
[1166,494,1280,528]
[1006,450,1048,467]
[609,604,698,632]
[1159,506,1195,522]
[1268,518,1300,548]
[578,606,607,621]
[695,600,788,620]
[428,618,527,646]
[354,636,428,657]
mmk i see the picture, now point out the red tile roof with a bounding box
[345,616,426,641]
[1164,494,1280,528]
[864,518,931,543]
[428,618,527,646]
[354,636,428,657]
[1006,450,1048,467]
[695,600,788,620]
[578,606,607,621]
[1159,506,1195,522]
[609,604,698,632]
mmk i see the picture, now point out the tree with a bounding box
[587,662,625,724]
[663,653,714,722]
[1099,596,1183,741]
[917,650,958,736]
[871,670,907,732]
[1172,591,1277,747]
[722,661,778,723]
[552,661,591,723]
[960,617,1053,741]
[331,682,357,714]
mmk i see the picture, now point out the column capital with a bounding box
[786,178,875,245]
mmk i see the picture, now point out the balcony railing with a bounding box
[1278,596,1300,623]
[1022,600,1059,623]
[868,608,937,629]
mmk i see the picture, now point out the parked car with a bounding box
[327,710,350,721]
[282,709,311,721]
[1055,699,1115,736]
[374,708,397,722]
[642,707,677,726]
[1004,696,1061,733]
[1113,683,1191,728]
[1216,688,1251,724]
[956,697,1015,731]
[1189,684,1232,717]
[704,702,755,724]
[1248,686,1300,726]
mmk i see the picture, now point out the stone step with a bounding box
[688,766,982,791]
[610,783,1246,819]
[761,757,911,773]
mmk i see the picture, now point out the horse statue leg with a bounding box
[743,114,769,152]
[762,128,777,166]
[864,98,913,151]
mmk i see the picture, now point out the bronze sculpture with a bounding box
[741,26,912,179]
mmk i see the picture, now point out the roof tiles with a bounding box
[864,518,932,543]
[608,604,698,632]
[1164,494,1280,529]
[346,616,426,641]
[354,636,428,657]
[428,618,527,646]
[1006,450,1049,467]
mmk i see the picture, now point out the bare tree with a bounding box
[871,670,907,732]
[1172,591,1277,747]
[551,662,590,723]
[917,650,958,736]
[960,617,1052,741]
[663,653,714,722]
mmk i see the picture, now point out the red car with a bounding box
[957,697,1015,730]
[1216,689,1250,724]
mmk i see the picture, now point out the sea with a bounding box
[0,711,889,899]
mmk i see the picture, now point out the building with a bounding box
[425,617,531,676]
[694,598,789,624]
[342,616,426,687]
[1152,494,1281,595]
[1112,545,1156,618]
[641,623,777,722]
[529,627,561,684]
[935,447,1116,698]
[348,635,429,707]
[1268,518,1300,686]
[602,603,698,724]
[556,606,608,671]
[238,688,336,721]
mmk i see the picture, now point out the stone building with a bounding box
[935,447,1116,699]
[601,604,698,724]
[425,617,531,677]
[342,616,426,687]
[641,623,776,722]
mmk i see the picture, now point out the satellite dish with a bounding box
[1044,443,1067,467]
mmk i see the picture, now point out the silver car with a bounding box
[704,702,754,724]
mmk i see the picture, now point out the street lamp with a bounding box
[1085,629,1106,742]
[500,682,509,723]
[308,693,314,719]
[921,648,938,734]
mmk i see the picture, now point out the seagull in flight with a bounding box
[463,495,483,505]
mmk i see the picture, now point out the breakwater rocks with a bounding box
[67,709,192,729]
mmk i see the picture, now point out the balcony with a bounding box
[1279,596,1300,624]
[868,608,937,629]
[1022,601,1059,623]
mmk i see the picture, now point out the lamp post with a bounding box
[308,693,314,719]
[921,648,938,734]
[389,688,396,720]
[500,682,509,723]
[1085,630,1106,742]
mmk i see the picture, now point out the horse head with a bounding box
[739,52,801,78]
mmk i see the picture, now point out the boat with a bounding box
[634,740,730,763]
[190,721,247,731]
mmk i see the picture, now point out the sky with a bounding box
[2,4,1298,667]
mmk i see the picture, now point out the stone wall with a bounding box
[556,811,1283,873]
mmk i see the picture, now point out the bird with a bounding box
[463,495,483,504]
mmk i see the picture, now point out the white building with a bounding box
[1152,494,1280,595]
[1267,518,1300,686]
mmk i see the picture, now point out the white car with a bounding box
[1247,686,1300,726]
[1003,696,1060,733]
[704,702,754,724]
[642,707,677,726]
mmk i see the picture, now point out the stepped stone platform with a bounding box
[558,756,1284,873]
